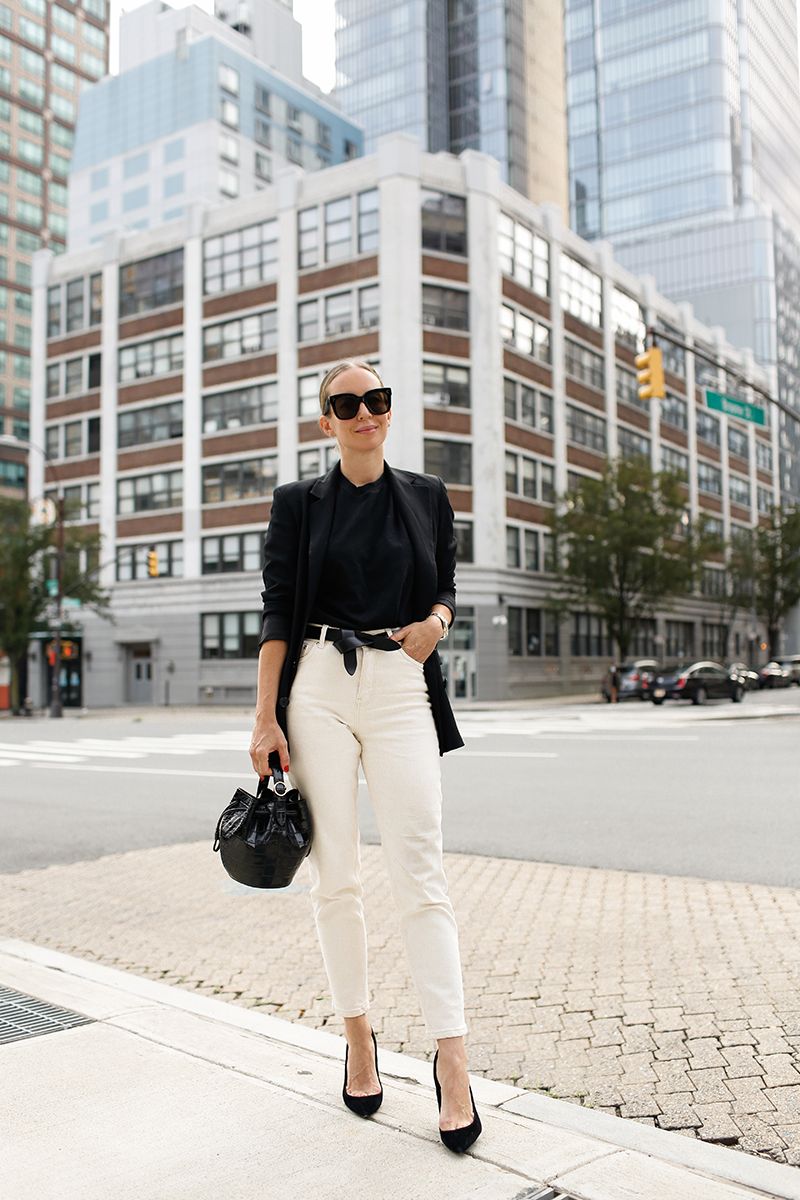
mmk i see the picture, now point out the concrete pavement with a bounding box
[3,938,800,1200]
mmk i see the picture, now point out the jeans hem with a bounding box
[427,1024,469,1040]
[334,1004,370,1018]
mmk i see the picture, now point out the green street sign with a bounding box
[705,389,766,426]
[46,578,58,596]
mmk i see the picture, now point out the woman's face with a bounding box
[319,366,391,454]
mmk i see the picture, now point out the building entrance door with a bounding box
[129,644,153,704]
[439,608,476,701]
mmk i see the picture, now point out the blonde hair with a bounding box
[319,359,384,414]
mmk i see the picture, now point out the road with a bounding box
[1,688,798,886]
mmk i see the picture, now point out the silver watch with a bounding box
[430,612,449,640]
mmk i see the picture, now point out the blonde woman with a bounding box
[249,359,480,1152]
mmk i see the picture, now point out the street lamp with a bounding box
[0,433,65,717]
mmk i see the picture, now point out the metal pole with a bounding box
[49,492,64,718]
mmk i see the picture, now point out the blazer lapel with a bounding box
[306,462,340,608]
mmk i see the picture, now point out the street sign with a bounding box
[46,578,59,596]
[705,389,766,426]
[62,597,82,609]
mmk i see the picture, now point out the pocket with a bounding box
[398,646,425,671]
[297,639,316,663]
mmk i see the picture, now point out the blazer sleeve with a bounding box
[259,485,299,645]
[432,476,457,623]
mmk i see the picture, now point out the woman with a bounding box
[249,359,480,1153]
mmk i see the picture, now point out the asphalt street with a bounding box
[1,688,798,886]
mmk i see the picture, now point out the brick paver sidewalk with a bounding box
[3,842,800,1165]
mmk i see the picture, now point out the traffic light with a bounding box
[634,346,665,401]
[147,548,159,577]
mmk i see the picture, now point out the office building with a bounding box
[564,0,800,507]
[0,0,109,497]
[67,1,363,252]
[29,134,780,709]
[333,0,568,211]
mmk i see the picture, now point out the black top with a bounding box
[309,467,415,631]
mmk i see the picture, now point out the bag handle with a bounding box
[267,751,288,797]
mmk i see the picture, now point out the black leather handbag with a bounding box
[213,754,312,888]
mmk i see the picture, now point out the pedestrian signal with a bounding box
[634,347,665,401]
[147,548,159,577]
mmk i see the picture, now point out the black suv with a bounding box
[652,661,744,705]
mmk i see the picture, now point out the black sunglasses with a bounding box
[323,387,392,420]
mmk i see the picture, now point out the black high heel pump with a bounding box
[433,1051,482,1153]
[343,1029,383,1117]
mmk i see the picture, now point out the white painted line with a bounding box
[456,751,558,758]
[31,763,254,780]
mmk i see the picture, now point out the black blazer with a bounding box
[259,462,463,755]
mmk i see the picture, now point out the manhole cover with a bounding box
[0,986,94,1045]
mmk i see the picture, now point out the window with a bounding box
[202,383,277,431]
[16,199,42,227]
[298,373,320,418]
[83,0,109,19]
[52,33,76,63]
[696,409,720,446]
[617,426,650,459]
[118,401,183,447]
[255,153,271,182]
[298,444,339,479]
[164,138,184,164]
[45,424,60,458]
[497,214,549,295]
[757,485,773,513]
[423,439,471,485]
[755,440,772,472]
[287,137,303,165]
[50,121,73,150]
[454,521,473,563]
[51,63,76,92]
[46,363,60,397]
[90,200,108,224]
[65,357,82,393]
[524,528,540,571]
[508,607,559,656]
[325,196,351,262]
[18,137,43,166]
[505,452,538,499]
[13,353,29,379]
[117,470,182,513]
[503,376,553,430]
[203,220,278,294]
[201,612,261,659]
[49,93,74,122]
[202,532,263,574]
[202,310,277,361]
[89,274,102,326]
[423,286,468,331]
[47,282,62,335]
[421,190,467,256]
[255,84,270,113]
[729,475,750,507]
[117,541,183,581]
[344,139,358,160]
[656,323,684,376]
[540,463,555,503]
[665,620,694,659]
[702,567,726,598]
[702,623,727,659]
[358,189,378,254]
[571,612,612,657]
[118,334,183,382]
[64,420,82,457]
[63,277,83,331]
[201,456,277,503]
[298,206,318,269]
[286,103,302,130]
[612,289,645,351]
[358,285,379,329]
[119,250,183,317]
[53,5,77,33]
[219,64,239,95]
[324,291,352,337]
[220,99,239,129]
[219,168,238,198]
[616,365,648,411]
[87,416,100,453]
[423,362,470,408]
[561,254,602,327]
[697,461,722,496]
[660,394,688,431]
[0,460,26,488]
[505,525,521,568]
[297,299,318,342]
[728,425,749,461]
[660,444,688,478]
[565,337,603,389]
[567,404,606,452]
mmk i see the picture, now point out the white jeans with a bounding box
[286,634,467,1040]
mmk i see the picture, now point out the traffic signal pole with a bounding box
[50,492,65,719]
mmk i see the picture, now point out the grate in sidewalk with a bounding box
[0,985,94,1045]
[513,1190,578,1200]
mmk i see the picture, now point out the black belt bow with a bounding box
[305,625,401,676]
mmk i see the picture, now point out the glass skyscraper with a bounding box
[334,0,530,196]
[564,0,800,505]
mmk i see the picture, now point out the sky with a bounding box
[109,0,338,89]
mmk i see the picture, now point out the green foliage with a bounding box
[751,506,800,657]
[0,497,109,711]
[548,457,718,659]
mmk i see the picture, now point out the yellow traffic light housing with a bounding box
[634,346,665,401]
[147,548,159,577]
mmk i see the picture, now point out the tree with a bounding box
[0,497,109,713]
[752,505,800,658]
[548,457,718,660]
[708,529,758,661]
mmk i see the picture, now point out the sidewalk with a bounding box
[3,938,800,1200]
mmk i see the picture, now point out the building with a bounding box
[67,0,363,252]
[28,135,781,709]
[563,0,800,508]
[333,0,568,212]
[0,0,109,497]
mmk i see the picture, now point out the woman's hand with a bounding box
[390,615,444,663]
[249,717,289,779]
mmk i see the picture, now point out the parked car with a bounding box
[727,662,761,691]
[778,655,800,685]
[758,661,793,689]
[601,660,662,702]
[652,661,745,705]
